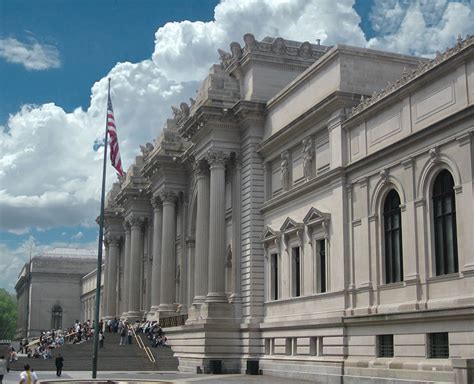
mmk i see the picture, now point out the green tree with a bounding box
[0,288,17,340]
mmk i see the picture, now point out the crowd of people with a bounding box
[132,319,169,348]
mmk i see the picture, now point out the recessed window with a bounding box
[316,239,327,293]
[292,247,301,297]
[432,170,458,276]
[428,332,449,358]
[271,253,279,300]
[377,335,394,357]
[383,190,404,284]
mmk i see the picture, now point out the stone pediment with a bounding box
[303,207,330,227]
[280,217,303,234]
[261,226,280,242]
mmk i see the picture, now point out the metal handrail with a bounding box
[129,326,155,364]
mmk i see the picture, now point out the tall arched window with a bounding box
[383,189,403,284]
[51,303,62,330]
[432,170,458,275]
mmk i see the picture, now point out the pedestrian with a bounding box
[19,364,38,384]
[119,327,126,345]
[127,327,133,345]
[99,330,105,348]
[0,355,6,384]
[55,353,64,377]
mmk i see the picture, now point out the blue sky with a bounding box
[1,0,473,292]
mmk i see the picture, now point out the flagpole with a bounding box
[92,77,111,379]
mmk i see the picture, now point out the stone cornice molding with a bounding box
[280,217,304,252]
[349,34,473,120]
[303,207,331,242]
[261,226,281,256]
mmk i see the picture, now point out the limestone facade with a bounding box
[15,248,97,338]
[102,34,474,382]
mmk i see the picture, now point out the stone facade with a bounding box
[15,248,97,338]
[102,34,474,382]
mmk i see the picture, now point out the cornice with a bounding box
[347,35,474,126]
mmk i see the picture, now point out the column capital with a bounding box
[159,190,177,204]
[206,149,228,168]
[193,159,209,178]
[122,220,130,232]
[151,195,162,210]
[127,216,146,230]
[105,234,122,247]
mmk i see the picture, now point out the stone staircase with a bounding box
[10,332,178,372]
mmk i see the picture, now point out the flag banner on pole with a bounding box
[107,93,124,177]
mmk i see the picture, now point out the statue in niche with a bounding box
[280,151,290,191]
[226,244,232,268]
[302,137,314,181]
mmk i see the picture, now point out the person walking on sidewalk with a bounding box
[19,364,38,384]
[55,353,64,377]
[119,327,126,345]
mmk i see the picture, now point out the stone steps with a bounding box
[10,332,178,372]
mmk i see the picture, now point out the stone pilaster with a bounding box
[106,235,121,318]
[193,160,210,305]
[206,150,228,303]
[121,221,131,317]
[127,216,146,319]
[230,155,242,316]
[150,196,163,314]
[158,190,177,315]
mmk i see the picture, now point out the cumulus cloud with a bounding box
[367,1,474,56]
[1,0,473,238]
[0,37,61,70]
[71,231,84,240]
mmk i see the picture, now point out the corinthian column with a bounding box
[121,221,131,317]
[106,235,121,318]
[158,191,177,313]
[150,196,163,314]
[127,216,145,318]
[193,160,210,305]
[206,150,228,303]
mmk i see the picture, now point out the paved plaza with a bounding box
[2,370,314,384]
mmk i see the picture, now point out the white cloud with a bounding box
[71,231,84,240]
[0,37,61,70]
[1,0,473,238]
[367,1,474,56]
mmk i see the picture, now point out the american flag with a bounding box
[106,93,124,177]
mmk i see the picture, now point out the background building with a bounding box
[15,248,97,338]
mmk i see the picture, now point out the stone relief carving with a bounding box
[298,41,312,58]
[243,33,258,50]
[272,37,286,55]
[180,102,190,117]
[206,149,227,167]
[150,195,161,209]
[302,137,314,180]
[159,190,177,204]
[352,34,473,116]
[193,159,209,177]
[127,216,145,229]
[380,169,388,184]
[226,244,232,268]
[280,150,290,191]
[230,42,243,59]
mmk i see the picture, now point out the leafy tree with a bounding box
[0,288,17,340]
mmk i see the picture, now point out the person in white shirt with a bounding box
[19,364,38,384]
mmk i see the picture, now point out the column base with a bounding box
[200,301,233,321]
[126,311,143,322]
[158,303,176,313]
[205,292,228,303]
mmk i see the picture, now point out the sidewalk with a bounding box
[2,370,314,383]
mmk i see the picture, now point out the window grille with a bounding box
[428,333,449,358]
[377,334,394,357]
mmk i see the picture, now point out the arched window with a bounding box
[383,190,403,284]
[432,170,458,275]
[51,303,62,330]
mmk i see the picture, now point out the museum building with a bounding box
[100,34,474,382]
